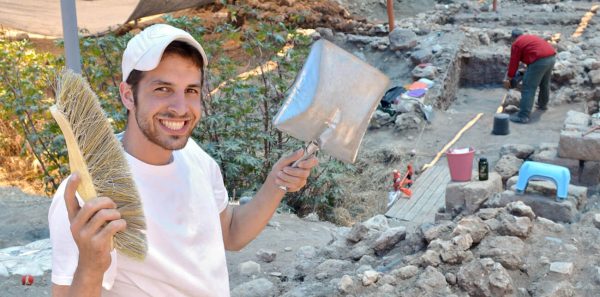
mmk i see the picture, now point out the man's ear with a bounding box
[119,82,135,111]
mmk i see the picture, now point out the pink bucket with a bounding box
[446,147,475,182]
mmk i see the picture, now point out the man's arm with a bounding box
[220,150,318,251]
[507,42,521,79]
[52,174,126,297]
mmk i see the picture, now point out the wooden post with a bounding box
[387,0,395,32]
[493,0,497,12]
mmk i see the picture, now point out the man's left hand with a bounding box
[272,149,318,192]
[503,79,511,89]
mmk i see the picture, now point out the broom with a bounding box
[50,69,147,260]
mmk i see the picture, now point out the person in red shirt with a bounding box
[504,29,556,124]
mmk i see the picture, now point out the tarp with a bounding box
[125,0,214,23]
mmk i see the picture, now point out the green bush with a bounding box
[0,14,354,217]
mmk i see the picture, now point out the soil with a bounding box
[1,0,599,295]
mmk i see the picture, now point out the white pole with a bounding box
[60,0,82,73]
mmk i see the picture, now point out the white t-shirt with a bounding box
[48,138,230,296]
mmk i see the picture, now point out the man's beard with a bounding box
[134,109,195,151]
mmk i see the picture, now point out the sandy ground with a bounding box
[0,0,140,37]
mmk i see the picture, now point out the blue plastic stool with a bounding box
[515,161,570,200]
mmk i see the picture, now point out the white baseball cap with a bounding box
[121,24,208,82]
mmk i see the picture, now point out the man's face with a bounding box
[130,54,203,151]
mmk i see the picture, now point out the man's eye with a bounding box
[186,88,200,94]
[155,87,170,92]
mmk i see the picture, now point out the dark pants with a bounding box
[518,55,556,118]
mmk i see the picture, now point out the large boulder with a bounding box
[457,258,514,297]
[389,28,418,51]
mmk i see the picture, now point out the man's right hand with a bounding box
[503,79,512,89]
[64,173,126,279]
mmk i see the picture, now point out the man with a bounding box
[49,24,318,296]
[504,28,556,124]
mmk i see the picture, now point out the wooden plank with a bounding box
[396,165,446,219]
[386,165,440,217]
[407,167,451,221]
[386,166,440,219]
[406,176,448,222]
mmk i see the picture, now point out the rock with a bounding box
[415,266,449,294]
[420,249,442,267]
[478,236,525,270]
[580,161,600,186]
[346,223,370,243]
[392,265,419,280]
[536,217,565,233]
[338,275,354,293]
[445,272,457,285]
[479,33,491,45]
[494,154,523,184]
[256,249,277,263]
[490,190,578,223]
[284,247,292,252]
[362,270,380,286]
[304,212,319,222]
[395,112,423,130]
[378,283,395,293]
[496,213,532,238]
[457,258,514,297]
[358,255,376,267]
[530,281,576,297]
[296,245,317,259]
[316,259,353,278]
[231,278,275,297]
[594,213,600,229]
[506,201,536,220]
[558,130,600,161]
[363,214,389,231]
[355,264,373,275]
[589,69,600,85]
[239,261,261,276]
[423,221,456,242]
[371,110,393,128]
[315,27,334,41]
[445,172,503,215]
[0,263,8,278]
[499,144,535,159]
[412,64,438,79]
[564,110,591,128]
[410,48,433,64]
[552,61,576,84]
[452,216,490,243]
[428,234,474,265]
[477,208,501,220]
[389,28,418,51]
[504,90,521,107]
[373,226,407,255]
[349,242,374,260]
[278,0,295,6]
[504,105,519,113]
[550,262,574,275]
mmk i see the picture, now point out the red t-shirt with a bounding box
[507,35,556,78]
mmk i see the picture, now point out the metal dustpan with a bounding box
[273,39,390,164]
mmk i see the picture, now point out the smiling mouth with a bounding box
[160,119,187,131]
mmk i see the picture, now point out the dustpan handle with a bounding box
[291,141,320,168]
[278,141,320,192]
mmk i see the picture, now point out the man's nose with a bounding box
[168,91,187,116]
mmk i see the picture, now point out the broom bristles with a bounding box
[52,69,147,260]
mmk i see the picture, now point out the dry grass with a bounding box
[334,144,409,224]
